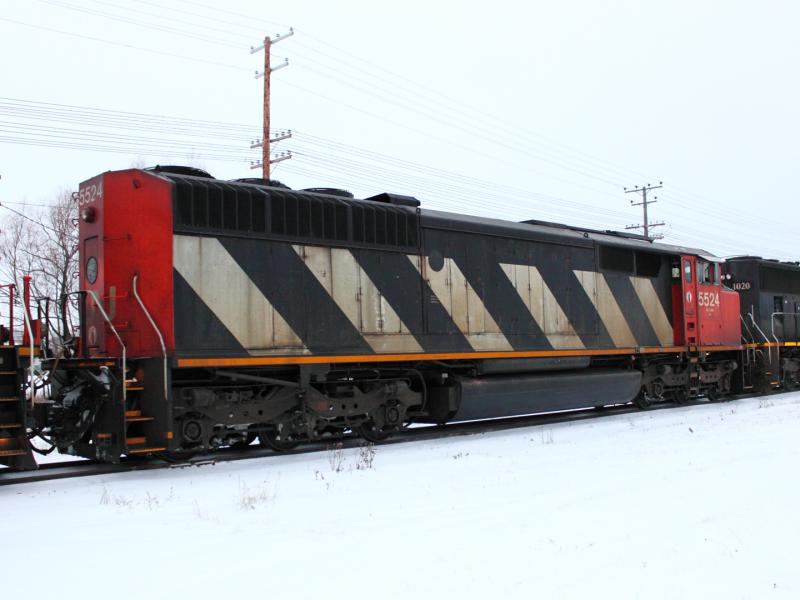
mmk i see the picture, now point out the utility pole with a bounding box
[625,182,665,240]
[250,27,294,180]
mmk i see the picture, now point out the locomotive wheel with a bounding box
[673,388,690,405]
[720,374,732,397]
[633,390,651,410]
[258,425,299,452]
[357,420,393,443]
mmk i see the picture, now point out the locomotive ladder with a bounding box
[0,346,36,469]
[740,314,756,391]
[123,275,167,455]
[120,365,163,456]
[749,311,778,392]
[122,388,163,455]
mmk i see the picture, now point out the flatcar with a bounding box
[3,165,791,470]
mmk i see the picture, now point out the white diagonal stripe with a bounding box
[499,263,584,349]
[295,245,423,353]
[574,270,637,347]
[174,235,307,353]
[413,255,514,351]
[630,276,674,346]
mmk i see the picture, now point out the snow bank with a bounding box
[4,392,800,599]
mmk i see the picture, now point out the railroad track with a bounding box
[0,393,767,487]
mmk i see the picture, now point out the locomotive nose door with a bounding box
[83,234,105,354]
[681,256,698,345]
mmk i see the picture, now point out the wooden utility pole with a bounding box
[251,28,294,180]
[625,182,665,240]
[262,35,270,179]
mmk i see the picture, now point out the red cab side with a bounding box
[672,255,740,347]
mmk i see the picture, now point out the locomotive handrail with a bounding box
[740,314,755,344]
[132,274,168,401]
[20,294,36,408]
[748,312,772,363]
[85,290,126,402]
[0,283,16,345]
[770,312,800,344]
[32,295,65,360]
[771,313,781,376]
[740,315,755,367]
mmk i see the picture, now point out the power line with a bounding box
[0,135,252,163]
[0,95,791,256]
[3,2,792,258]
[9,1,651,191]
[3,3,780,239]
[0,97,256,134]
[0,200,55,208]
[171,0,291,30]
[87,0,264,40]
[0,16,250,72]
[0,203,62,235]
[36,0,247,49]
[15,0,639,192]
[0,8,742,229]
[0,94,792,256]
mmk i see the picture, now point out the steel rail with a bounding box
[0,391,769,487]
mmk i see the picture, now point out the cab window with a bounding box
[697,261,715,285]
[684,260,692,283]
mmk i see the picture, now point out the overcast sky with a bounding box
[1,0,798,260]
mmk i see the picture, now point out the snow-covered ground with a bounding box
[4,392,800,599]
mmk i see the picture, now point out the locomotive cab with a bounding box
[672,255,740,347]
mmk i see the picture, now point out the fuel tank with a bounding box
[449,368,642,422]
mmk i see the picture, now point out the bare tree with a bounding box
[0,203,40,341]
[0,205,36,286]
[32,191,80,339]
[0,191,79,350]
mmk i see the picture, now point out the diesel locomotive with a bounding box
[1,166,797,470]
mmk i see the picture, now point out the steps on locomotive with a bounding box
[0,347,36,470]
[86,365,167,461]
[121,377,165,455]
